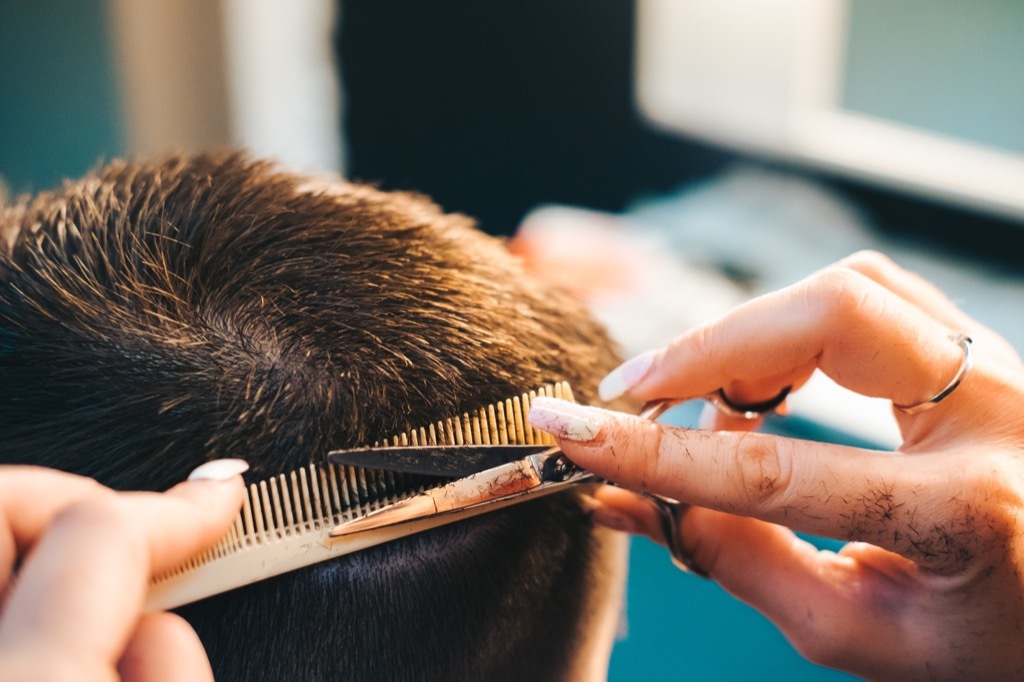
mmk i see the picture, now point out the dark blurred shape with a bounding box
[0,0,124,193]
[337,0,730,235]
[336,0,1024,269]
[826,177,1024,272]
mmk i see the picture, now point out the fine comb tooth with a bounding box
[309,464,324,525]
[495,402,508,444]
[280,473,296,529]
[269,478,284,537]
[147,382,577,611]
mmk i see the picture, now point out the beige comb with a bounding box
[145,381,575,611]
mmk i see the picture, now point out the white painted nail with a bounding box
[599,349,656,401]
[528,397,607,442]
[187,458,250,482]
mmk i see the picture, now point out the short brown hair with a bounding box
[0,152,624,681]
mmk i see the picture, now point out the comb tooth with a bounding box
[288,471,301,528]
[428,423,438,445]
[452,416,463,445]
[371,470,385,509]
[472,411,483,445]
[383,469,397,503]
[269,478,283,537]
[369,469,383,506]
[399,432,410,447]
[355,468,369,511]
[525,391,539,444]
[374,470,385,505]
[364,469,377,511]
[317,466,332,519]
[279,474,295,531]
[337,464,352,511]
[229,522,242,552]
[558,381,573,401]
[215,528,231,558]
[472,412,484,445]
[232,514,245,550]
[346,466,361,511]
[328,463,342,515]
[241,485,256,545]
[487,404,498,444]
[298,468,314,530]
[484,408,493,442]
[376,470,389,506]
[507,398,521,444]
[496,402,509,444]
[308,465,324,525]
[530,388,552,444]
[289,471,303,528]
[251,483,266,543]
[259,481,275,539]
[536,386,554,445]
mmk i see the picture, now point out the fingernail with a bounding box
[599,349,656,401]
[187,458,250,482]
[529,396,608,442]
[590,504,638,534]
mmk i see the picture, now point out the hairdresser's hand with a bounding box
[0,460,247,682]
[529,251,1024,681]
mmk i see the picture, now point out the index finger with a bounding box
[528,398,992,575]
[0,464,244,671]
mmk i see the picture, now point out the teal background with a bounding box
[609,537,856,681]
[0,0,123,194]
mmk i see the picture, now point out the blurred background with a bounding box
[3,0,1024,679]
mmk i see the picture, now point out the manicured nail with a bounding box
[529,397,608,442]
[187,458,250,482]
[599,349,656,401]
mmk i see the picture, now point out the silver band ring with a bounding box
[894,333,973,415]
[706,385,792,420]
[647,496,708,578]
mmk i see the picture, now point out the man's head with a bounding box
[0,153,627,680]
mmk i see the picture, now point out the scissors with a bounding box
[327,400,704,574]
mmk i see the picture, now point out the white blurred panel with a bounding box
[636,0,1024,221]
[220,0,343,173]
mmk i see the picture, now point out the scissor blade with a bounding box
[330,453,555,536]
[326,444,552,477]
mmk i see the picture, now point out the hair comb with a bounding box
[145,382,576,611]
